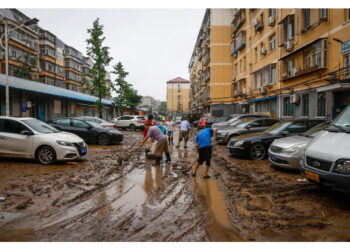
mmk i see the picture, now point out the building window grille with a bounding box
[302,94,309,116]
[283,96,294,116]
[269,34,276,51]
[303,9,311,29]
[317,93,326,117]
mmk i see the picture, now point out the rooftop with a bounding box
[166,77,190,83]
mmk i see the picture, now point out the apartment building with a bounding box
[0,9,39,79]
[191,8,350,119]
[188,9,234,117]
[166,77,190,114]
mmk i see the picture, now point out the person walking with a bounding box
[176,118,190,149]
[141,124,171,165]
[190,127,217,179]
[165,117,175,145]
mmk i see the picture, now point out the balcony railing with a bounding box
[202,49,210,66]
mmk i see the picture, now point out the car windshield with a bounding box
[22,119,59,134]
[236,119,257,128]
[86,121,104,129]
[332,105,350,128]
[264,121,293,135]
[229,118,250,126]
[303,121,330,137]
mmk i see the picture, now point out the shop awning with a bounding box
[317,82,350,92]
[0,74,113,105]
[248,95,276,103]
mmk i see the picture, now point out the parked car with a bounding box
[212,114,269,129]
[112,115,145,131]
[0,117,87,165]
[300,105,350,193]
[215,118,279,144]
[78,116,117,128]
[192,120,200,127]
[198,116,223,129]
[268,121,330,170]
[48,117,123,145]
[227,119,325,160]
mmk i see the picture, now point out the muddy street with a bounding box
[1,131,350,241]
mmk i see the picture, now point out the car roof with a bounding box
[0,116,36,121]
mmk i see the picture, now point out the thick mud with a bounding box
[1,131,350,241]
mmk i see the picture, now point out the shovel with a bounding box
[117,144,143,165]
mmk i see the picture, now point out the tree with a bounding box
[124,86,142,111]
[158,101,167,116]
[111,62,130,116]
[14,54,35,80]
[86,18,113,118]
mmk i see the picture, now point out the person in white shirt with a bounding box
[165,117,175,145]
[176,119,190,149]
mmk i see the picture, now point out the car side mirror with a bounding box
[20,130,34,136]
[282,131,290,136]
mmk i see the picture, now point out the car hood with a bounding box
[305,131,350,162]
[272,135,311,148]
[231,132,278,142]
[218,127,243,134]
[213,121,230,127]
[40,131,84,143]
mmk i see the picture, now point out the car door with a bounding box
[0,119,33,156]
[115,116,127,128]
[70,119,94,143]
[243,120,265,134]
[50,118,72,132]
[284,121,308,135]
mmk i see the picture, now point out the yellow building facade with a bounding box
[190,8,350,119]
[166,77,190,114]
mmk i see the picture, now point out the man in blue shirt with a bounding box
[191,127,217,178]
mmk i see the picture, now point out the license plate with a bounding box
[305,171,320,183]
[269,153,276,161]
[80,147,87,154]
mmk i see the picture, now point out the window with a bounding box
[269,34,276,51]
[305,51,311,69]
[72,119,89,128]
[283,96,294,116]
[243,57,246,73]
[286,59,294,73]
[347,9,350,20]
[284,16,295,41]
[286,121,308,134]
[303,9,311,29]
[255,47,258,62]
[0,119,28,134]
[55,119,71,126]
[263,119,278,126]
[320,9,328,20]
[268,9,276,17]
[302,94,309,116]
[270,64,276,84]
[54,100,61,114]
[345,54,350,78]
[317,93,326,117]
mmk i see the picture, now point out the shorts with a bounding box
[197,146,212,166]
[154,138,169,157]
[178,131,189,142]
[167,131,174,136]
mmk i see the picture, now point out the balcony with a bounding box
[231,13,245,35]
[202,48,210,66]
[202,67,210,82]
[231,31,246,56]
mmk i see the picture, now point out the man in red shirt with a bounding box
[144,114,154,137]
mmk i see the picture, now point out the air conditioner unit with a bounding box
[268,16,275,26]
[252,18,259,27]
[232,76,236,81]
[242,88,246,95]
[290,94,300,104]
[284,41,294,51]
[261,47,267,55]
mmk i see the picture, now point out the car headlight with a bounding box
[57,140,74,147]
[334,159,350,174]
[234,140,245,147]
[282,144,304,155]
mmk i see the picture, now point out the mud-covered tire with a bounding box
[97,133,110,145]
[249,143,266,160]
[129,124,136,131]
[35,146,56,165]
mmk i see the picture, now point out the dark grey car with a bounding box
[215,118,279,144]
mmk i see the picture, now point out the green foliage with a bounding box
[14,54,34,80]
[124,86,142,111]
[158,101,167,116]
[112,62,130,115]
[86,18,113,118]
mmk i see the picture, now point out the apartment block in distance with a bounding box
[189,9,234,117]
[166,77,190,115]
[230,8,350,119]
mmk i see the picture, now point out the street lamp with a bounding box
[0,14,39,116]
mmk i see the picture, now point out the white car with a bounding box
[0,117,87,165]
[78,116,117,129]
[112,115,145,131]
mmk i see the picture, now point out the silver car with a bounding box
[215,118,279,144]
[212,114,268,129]
[78,116,116,129]
[268,121,330,170]
[112,115,145,131]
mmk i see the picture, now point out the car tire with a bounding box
[129,124,136,131]
[35,146,56,165]
[97,133,110,145]
[250,143,266,160]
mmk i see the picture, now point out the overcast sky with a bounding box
[19,9,205,101]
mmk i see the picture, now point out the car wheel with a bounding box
[97,133,110,145]
[250,143,266,160]
[36,146,56,165]
[129,124,136,131]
